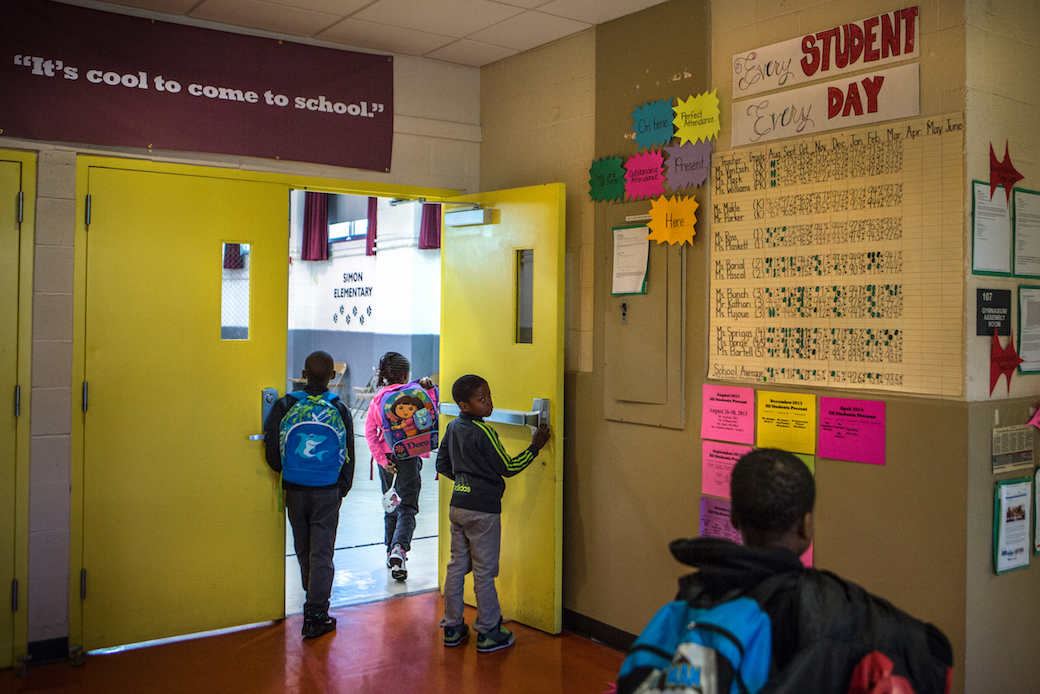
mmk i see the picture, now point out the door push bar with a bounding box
[440,398,550,432]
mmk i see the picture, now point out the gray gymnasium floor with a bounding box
[285,415,440,614]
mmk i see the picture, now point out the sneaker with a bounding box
[388,544,407,581]
[476,622,514,653]
[386,549,393,569]
[443,623,470,647]
[301,610,337,639]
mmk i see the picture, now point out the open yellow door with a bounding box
[79,165,288,649]
[438,184,564,634]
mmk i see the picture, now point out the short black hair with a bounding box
[730,448,815,535]
[452,374,488,405]
[304,350,335,385]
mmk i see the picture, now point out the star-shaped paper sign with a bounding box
[1027,407,1040,430]
[647,194,698,245]
[665,140,711,191]
[632,99,675,151]
[991,329,1025,395]
[624,150,666,200]
[673,89,720,145]
[990,141,1024,203]
[589,157,626,202]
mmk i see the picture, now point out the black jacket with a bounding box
[619,537,953,694]
[264,385,355,496]
[435,412,538,514]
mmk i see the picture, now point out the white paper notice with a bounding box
[996,480,1031,573]
[1014,189,1040,277]
[973,181,1012,274]
[612,226,649,295]
[1018,287,1040,372]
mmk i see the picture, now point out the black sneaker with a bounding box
[476,622,514,653]
[302,610,337,639]
[443,623,469,647]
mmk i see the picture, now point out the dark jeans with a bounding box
[285,487,342,615]
[378,457,421,552]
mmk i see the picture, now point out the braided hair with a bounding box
[376,352,410,387]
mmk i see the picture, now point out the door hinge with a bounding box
[11,579,17,612]
[80,569,86,601]
[85,194,91,226]
[14,385,20,417]
[17,190,23,225]
[82,382,88,413]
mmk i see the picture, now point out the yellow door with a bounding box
[80,166,288,649]
[438,184,565,634]
[0,155,28,668]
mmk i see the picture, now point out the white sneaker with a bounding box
[388,544,407,581]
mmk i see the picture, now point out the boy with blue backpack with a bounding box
[264,350,354,639]
[617,448,953,694]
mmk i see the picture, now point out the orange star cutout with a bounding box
[991,329,1024,395]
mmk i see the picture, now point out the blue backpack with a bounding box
[279,391,347,487]
[617,592,774,694]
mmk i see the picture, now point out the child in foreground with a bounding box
[435,374,550,653]
[616,448,953,694]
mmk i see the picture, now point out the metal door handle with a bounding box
[248,434,265,441]
[440,398,549,432]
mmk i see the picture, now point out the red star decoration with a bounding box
[990,141,1024,203]
[991,329,1025,395]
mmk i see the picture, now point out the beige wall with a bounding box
[963,3,1040,691]
[478,0,1040,692]
[5,26,481,642]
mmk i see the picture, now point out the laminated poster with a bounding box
[700,496,813,567]
[994,478,1031,574]
[756,391,816,454]
[701,440,753,499]
[701,384,755,444]
[818,397,885,465]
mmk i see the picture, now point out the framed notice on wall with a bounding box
[994,478,1031,574]
[973,180,1013,276]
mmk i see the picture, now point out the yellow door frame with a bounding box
[0,148,36,666]
[69,155,458,648]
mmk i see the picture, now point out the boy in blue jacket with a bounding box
[436,374,550,653]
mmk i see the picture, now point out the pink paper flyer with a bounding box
[702,440,753,499]
[699,497,743,543]
[701,385,755,444]
[818,397,886,465]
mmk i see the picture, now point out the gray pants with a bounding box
[440,506,502,635]
[285,487,342,615]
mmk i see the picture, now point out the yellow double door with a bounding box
[75,160,564,649]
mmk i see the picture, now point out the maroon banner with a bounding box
[0,0,393,171]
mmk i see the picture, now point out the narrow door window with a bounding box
[221,243,250,340]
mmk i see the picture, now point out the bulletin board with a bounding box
[708,113,964,396]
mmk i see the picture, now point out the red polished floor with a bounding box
[0,592,624,694]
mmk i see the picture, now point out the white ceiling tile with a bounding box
[537,0,669,25]
[469,10,589,52]
[190,0,340,36]
[425,39,517,67]
[261,0,373,15]
[98,0,202,14]
[354,0,525,39]
[487,0,552,8]
[317,18,455,55]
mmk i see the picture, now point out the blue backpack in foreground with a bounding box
[279,391,347,487]
[616,595,773,694]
